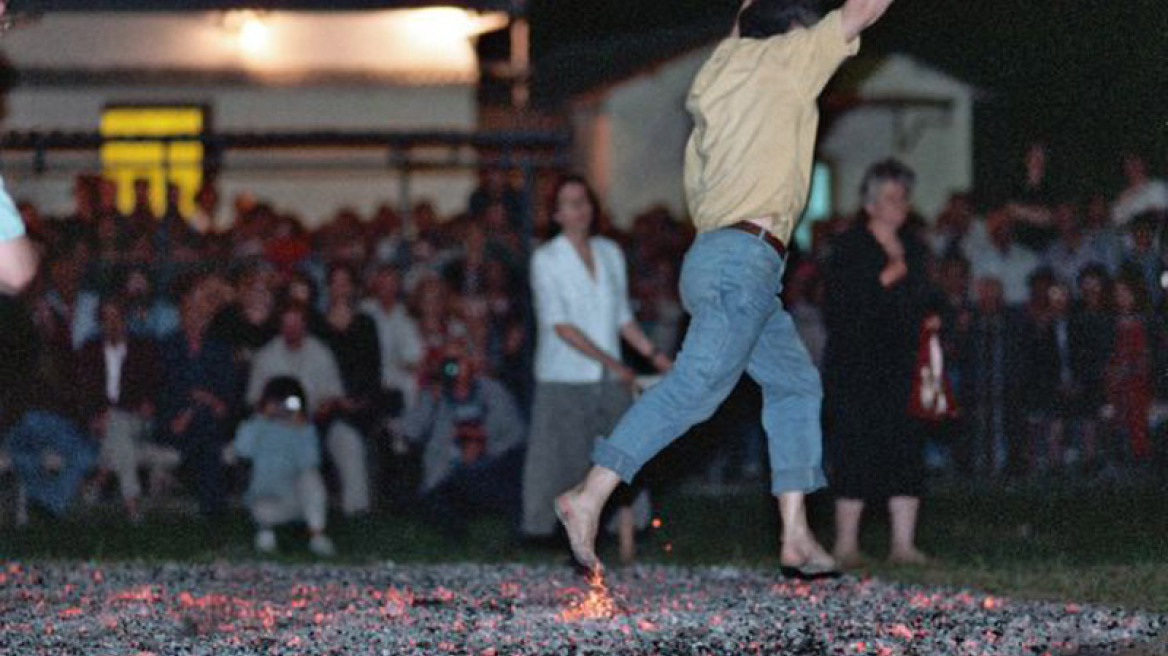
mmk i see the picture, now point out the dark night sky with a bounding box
[9,0,1168,201]
[530,0,1168,204]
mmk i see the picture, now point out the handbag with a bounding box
[908,314,959,422]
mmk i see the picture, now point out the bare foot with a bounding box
[555,491,603,571]
[832,548,867,570]
[888,546,929,566]
[780,531,837,574]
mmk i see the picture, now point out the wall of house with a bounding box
[1,84,478,223]
[820,56,975,220]
[596,49,707,227]
[576,50,974,230]
[0,11,489,224]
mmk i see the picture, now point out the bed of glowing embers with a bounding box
[0,561,1162,655]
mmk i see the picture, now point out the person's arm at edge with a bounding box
[840,0,895,41]
[0,237,38,295]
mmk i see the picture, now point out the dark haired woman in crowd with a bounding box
[522,175,672,552]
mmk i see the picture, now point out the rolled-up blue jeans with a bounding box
[592,228,826,495]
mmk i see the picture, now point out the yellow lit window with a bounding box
[100,106,205,218]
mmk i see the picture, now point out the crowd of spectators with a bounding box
[797,146,1168,482]
[0,147,1164,550]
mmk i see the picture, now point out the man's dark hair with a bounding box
[738,0,824,39]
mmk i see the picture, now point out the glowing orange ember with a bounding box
[558,569,617,621]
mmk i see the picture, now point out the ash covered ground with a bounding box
[0,561,1162,655]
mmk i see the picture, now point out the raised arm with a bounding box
[841,0,895,41]
[729,0,756,38]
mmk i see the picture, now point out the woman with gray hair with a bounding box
[823,158,934,568]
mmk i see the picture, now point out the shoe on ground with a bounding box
[255,529,278,554]
[309,534,336,558]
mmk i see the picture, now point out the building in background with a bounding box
[564,46,976,239]
[0,7,511,224]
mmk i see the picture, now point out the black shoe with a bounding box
[779,563,841,581]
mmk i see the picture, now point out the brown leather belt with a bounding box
[724,221,787,258]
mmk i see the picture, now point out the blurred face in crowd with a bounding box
[133,179,151,207]
[1122,154,1147,185]
[974,277,1004,314]
[195,183,219,212]
[483,201,508,231]
[279,307,308,348]
[73,177,96,217]
[1078,273,1108,311]
[1052,203,1079,237]
[938,258,970,300]
[99,301,128,344]
[864,181,910,231]
[415,277,448,321]
[986,209,1013,249]
[97,178,119,212]
[413,202,438,234]
[1113,281,1136,314]
[553,181,595,236]
[327,267,356,306]
[123,269,151,302]
[180,279,215,335]
[1085,194,1109,229]
[373,268,401,308]
[287,274,314,306]
[1048,284,1070,318]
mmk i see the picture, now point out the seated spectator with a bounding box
[208,263,277,361]
[40,246,100,350]
[4,407,97,518]
[1,286,96,518]
[120,267,179,341]
[310,263,389,436]
[158,273,237,518]
[248,301,371,517]
[77,295,179,522]
[361,264,424,412]
[397,335,526,538]
[228,376,335,557]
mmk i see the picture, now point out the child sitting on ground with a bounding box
[227,376,336,557]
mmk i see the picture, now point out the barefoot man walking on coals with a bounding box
[556,0,896,576]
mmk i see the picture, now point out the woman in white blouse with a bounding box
[522,175,672,540]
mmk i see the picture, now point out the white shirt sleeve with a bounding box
[312,343,347,403]
[531,249,570,326]
[0,178,26,241]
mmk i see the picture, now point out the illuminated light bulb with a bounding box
[650,518,663,529]
[239,13,270,55]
